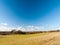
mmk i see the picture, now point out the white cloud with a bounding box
[26,26,45,31]
[0,26,11,31]
[0,23,45,31]
[16,27,25,31]
[1,23,8,26]
[0,23,15,31]
[0,26,17,31]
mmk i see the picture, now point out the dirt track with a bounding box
[21,32,60,45]
[42,32,60,45]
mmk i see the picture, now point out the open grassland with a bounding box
[0,32,60,45]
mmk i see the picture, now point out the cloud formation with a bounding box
[1,23,8,26]
[0,24,45,31]
[0,23,15,31]
[26,26,45,31]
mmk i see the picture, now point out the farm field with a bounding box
[0,32,60,45]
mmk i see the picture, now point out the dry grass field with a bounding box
[0,32,60,45]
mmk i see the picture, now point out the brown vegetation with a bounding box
[0,30,60,35]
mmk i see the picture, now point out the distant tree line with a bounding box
[0,29,60,35]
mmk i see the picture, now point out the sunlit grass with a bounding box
[0,32,55,45]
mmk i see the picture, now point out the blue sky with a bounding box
[0,0,60,31]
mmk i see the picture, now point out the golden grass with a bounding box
[0,32,60,45]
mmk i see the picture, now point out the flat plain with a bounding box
[0,32,60,45]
